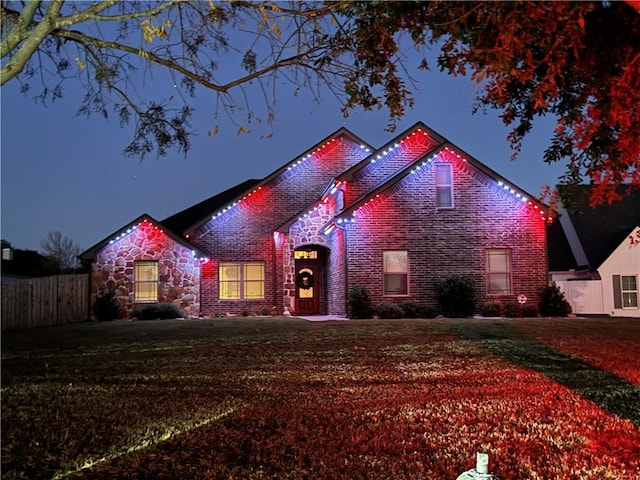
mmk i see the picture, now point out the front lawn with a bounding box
[2,317,639,479]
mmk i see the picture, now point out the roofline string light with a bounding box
[191,250,210,263]
[298,203,326,222]
[497,181,528,203]
[108,225,138,244]
[440,146,551,223]
[409,152,439,175]
[329,148,551,227]
[210,140,369,221]
[496,180,552,222]
[107,219,208,262]
[212,186,263,220]
[340,152,440,224]
[108,218,164,245]
[286,138,371,173]
[370,128,431,164]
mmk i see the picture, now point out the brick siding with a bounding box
[343,154,547,312]
[193,134,369,316]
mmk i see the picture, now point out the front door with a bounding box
[295,262,319,314]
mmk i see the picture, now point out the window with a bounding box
[621,275,638,308]
[435,163,453,208]
[294,250,318,259]
[219,262,265,300]
[486,249,511,294]
[134,261,158,302]
[383,251,408,295]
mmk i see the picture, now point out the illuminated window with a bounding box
[435,163,453,208]
[621,275,638,308]
[294,250,318,259]
[383,251,408,295]
[134,261,158,302]
[486,249,511,294]
[219,262,265,300]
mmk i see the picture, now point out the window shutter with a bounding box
[612,275,622,309]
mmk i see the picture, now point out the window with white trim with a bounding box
[383,251,408,295]
[621,275,638,308]
[219,262,265,300]
[134,260,158,302]
[486,249,511,294]
[435,163,453,208]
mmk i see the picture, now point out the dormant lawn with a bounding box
[2,317,639,480]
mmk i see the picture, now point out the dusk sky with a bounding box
[1,54,565,253]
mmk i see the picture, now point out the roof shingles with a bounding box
[549,186,640,271]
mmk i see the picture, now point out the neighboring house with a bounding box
[548,187,640,317]
[1,246,59,280]
[80,121,551,318]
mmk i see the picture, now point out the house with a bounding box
[80,121,551,318]
[548,186,640,317]
[1,244,59,281]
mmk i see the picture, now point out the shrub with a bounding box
[436,275,477,317]
[539,284,572,317]
[399,302,420,318]
[93,288,121,322]
[482,301,503,317]
[348,285,372,319]
[374,301,405,319]
[522,304,539,317]
[260,307,272,316]
[131,303,183,320]
[502,302,523,318]
[399,302,438,318]
[421,306,439,318]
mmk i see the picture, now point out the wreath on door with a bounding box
[296,271,315,289]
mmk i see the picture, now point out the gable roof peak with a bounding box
[336,122,447,182]
[335,140,550,224]
[163,179,262,234]
[79,213,207,261]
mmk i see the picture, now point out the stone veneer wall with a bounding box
[92,219,201,318]
[285,200,336,313]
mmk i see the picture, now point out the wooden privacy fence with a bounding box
[1,274,90,330]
